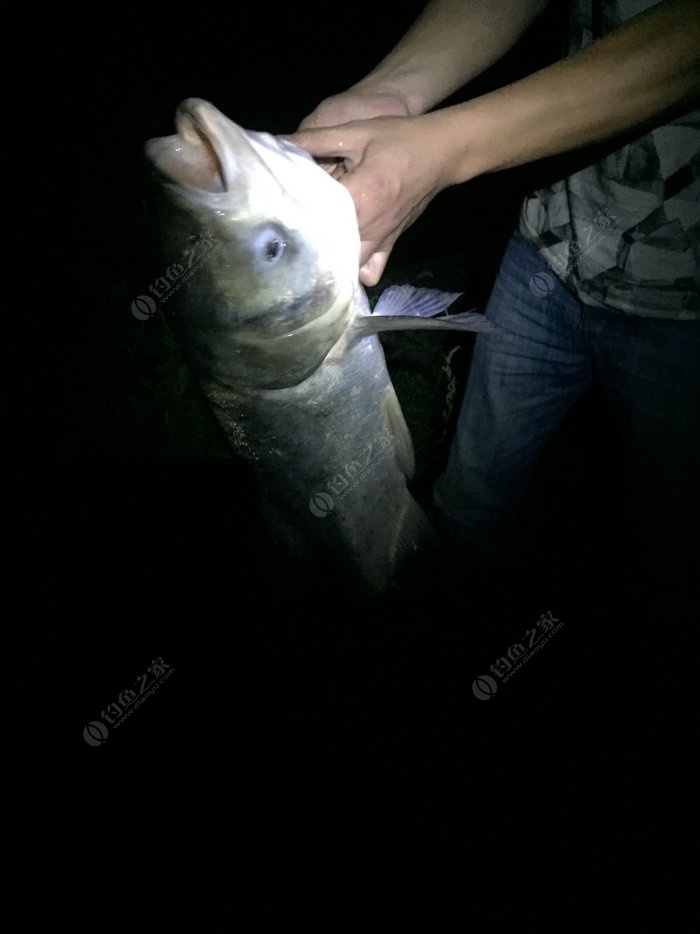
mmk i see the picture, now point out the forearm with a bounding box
[436,0,700,182]
[351,0,552,115]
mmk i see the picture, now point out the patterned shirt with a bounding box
[519,0,700,319]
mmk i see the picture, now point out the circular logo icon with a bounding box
[528,272,555,298]
[131,295,158,320]
[83,720,109,746]
[472,675,498,701]
[309,492,335,517]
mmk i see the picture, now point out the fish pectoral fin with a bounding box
[353,284,496,337]
[371,284,494,332]
[373,284,463,318]
[354,310,496,335]
[384,390,415,479]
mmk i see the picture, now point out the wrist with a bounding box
[351,73,425,117]
[420,105,497,188]
[430,86,551,185]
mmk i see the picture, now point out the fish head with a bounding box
[145,99,360,390]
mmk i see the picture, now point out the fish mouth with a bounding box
[145,98,240,193]
[145,98,311,195]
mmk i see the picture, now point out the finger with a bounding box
[286,128,358,167]
[314,156,345,176]
[296,115,320,131]
[296,107,341,132]
[359,250,390,287]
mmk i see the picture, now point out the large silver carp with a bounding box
[145,99,494,595]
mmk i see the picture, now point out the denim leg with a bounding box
[433,235,592,551]
[587,309,700,613]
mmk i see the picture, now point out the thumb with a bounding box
[359,250,390,287]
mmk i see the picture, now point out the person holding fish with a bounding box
[291,0,700,616]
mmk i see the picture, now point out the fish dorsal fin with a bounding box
[384,389,415,479]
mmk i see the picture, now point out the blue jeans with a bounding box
[433,234,700,603]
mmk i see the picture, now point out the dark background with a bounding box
[9,4,697,931]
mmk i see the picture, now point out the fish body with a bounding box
[145,100,494,593]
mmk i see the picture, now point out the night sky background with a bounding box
[9,4,697,931]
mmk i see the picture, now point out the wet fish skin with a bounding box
[145,99,493,593]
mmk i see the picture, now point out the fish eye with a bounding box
[252,223,289,265]
[264,238,285,261]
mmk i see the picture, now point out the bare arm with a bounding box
[293,0,700,284]
[350,0,552,115]
[438,0,700,181]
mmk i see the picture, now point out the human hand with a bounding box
[290,111,455,286]
[298,86,412,127]
[297,87,412,182]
